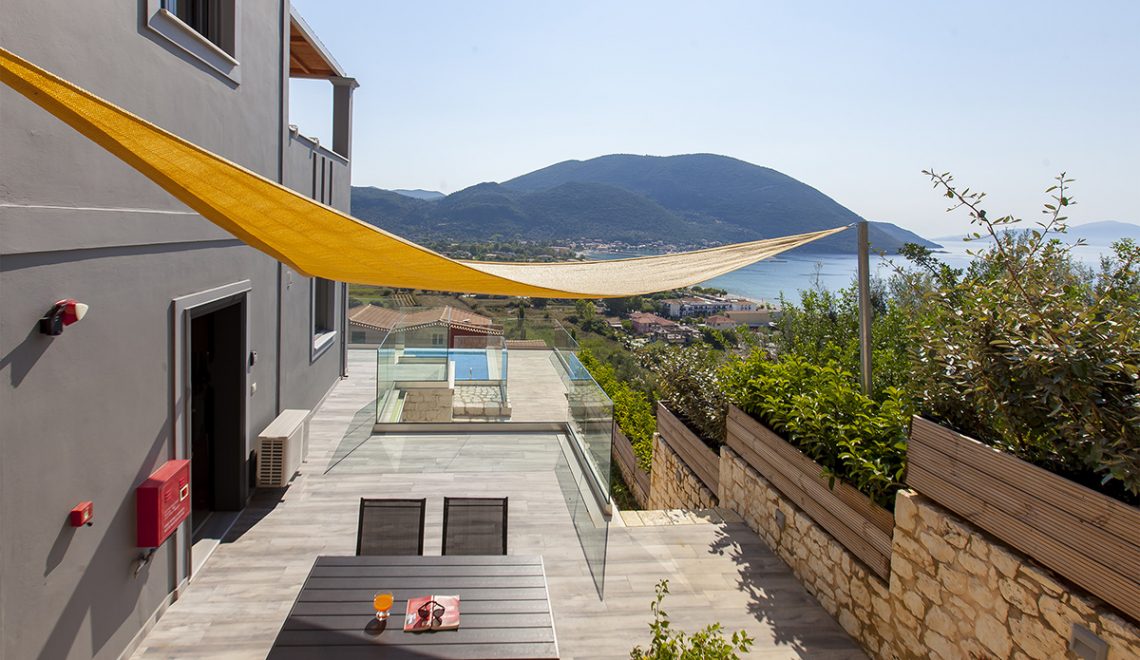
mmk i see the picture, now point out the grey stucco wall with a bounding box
[0,2,349,658]
[278,135,349,412]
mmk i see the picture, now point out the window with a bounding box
[165,0,231,52]
[431,332,446,347]
[146,0,240,82]
[351,331,367,344]
[311,278,337,358]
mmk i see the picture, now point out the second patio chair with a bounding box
[356,498,427,556]
[442,497,508,555]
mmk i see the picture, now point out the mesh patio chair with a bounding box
[356,498,427,556]
[442,497,508,555]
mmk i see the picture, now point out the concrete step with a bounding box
[617,506,742,527]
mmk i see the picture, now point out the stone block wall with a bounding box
[647,435,717,510]
[891,491,1140,660]
[720,448,894,654]
[400,388,452,422]
[718,448,1140,659]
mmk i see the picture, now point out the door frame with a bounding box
[171,280,251,590]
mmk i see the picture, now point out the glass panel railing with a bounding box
[356,297,611,597]
[545,321,613,511]
[555,433,610,598]
[374,306,508,423]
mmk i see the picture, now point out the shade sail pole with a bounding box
[857,221,873,396]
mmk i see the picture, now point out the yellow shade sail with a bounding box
[0,47,849,298]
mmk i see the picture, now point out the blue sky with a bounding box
[289,1,1139,236]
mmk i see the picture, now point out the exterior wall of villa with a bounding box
[719,449,1140,659]
[647,435,718,510]
[0,2,349,659]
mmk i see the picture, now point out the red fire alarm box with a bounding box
[137,459,191,548]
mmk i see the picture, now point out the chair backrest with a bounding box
[357,498,427,556]
[442,497,508,555]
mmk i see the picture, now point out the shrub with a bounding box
[640,344,729,446]
[630,580,753,660]
[776,279,914,397]
[721,352,911,508]
[580,349,656,470]
[896,172,1140,502]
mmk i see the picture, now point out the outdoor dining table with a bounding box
[267,555,559,659]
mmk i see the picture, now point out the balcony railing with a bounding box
[284,130,350,211]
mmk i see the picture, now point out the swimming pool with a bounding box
[405,348,490,380]
[562,352,593,381]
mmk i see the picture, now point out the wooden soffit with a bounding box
[289,8,346,79]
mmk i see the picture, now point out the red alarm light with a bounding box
[40,299,90,335]
[70,501,94,527]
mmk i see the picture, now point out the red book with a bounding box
[404,595,461,632]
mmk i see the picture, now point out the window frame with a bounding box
[311,277,338,361]
[146,0,242,84]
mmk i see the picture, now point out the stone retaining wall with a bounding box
[647,434,717,510]
[720,448,893,654]
[718,448,1140,659]
[890,490,1140,660]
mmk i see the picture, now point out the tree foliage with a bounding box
[640,344,730,446]
[722,353,911,507]
[896,172,1140,502]
[671,172,1139,506]
[580,349,656,470]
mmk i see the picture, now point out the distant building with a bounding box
[628,311,677,334]
[704,314,738,330]
[663,326,701,344]
[725,309,781,328]
[659,295,756,318]
[604,317,624,331]
[349,305,502,346]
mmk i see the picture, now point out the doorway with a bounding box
[188,299,245,538]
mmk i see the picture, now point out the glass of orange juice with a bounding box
[373,592,394,621]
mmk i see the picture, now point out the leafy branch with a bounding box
[630,580,754,660]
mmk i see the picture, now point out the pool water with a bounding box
[563,353,592,381]
[405,348,490,380]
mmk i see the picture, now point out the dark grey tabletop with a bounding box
[267,555,559,660]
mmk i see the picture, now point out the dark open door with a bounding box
[188,299,245,537]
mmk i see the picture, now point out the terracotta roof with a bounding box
[629,311,676,326]
[348,305,500,335]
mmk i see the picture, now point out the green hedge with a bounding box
[579,349,656,471]
[722,353,911,508]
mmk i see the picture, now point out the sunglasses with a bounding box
[417,600,445,625]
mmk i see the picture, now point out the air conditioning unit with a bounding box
[256,409,309,487]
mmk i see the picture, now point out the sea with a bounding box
[583,239,1117,304]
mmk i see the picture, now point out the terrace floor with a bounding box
[130,350,863,659]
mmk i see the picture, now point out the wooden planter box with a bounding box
[908,416,1140,623]
[725,405,895,580]
[656,404,720,494]
[611,426,650,507]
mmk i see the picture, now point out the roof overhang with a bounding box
[289,7,349,80]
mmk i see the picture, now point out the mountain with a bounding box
[871,222,942,249]
[1069,221,1140,244]
[392,188,445,201]
[934,220,1140,245]
[351,154,939,252]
